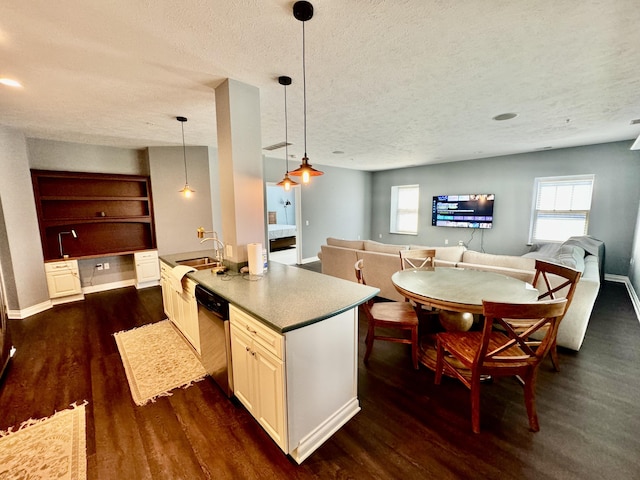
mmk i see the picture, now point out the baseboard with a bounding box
[82,279,136,294]
[604,274,640,323]
[7,299,53,319]
[300,255,320,264]
[288,398,361,464]
[135,279,160,289]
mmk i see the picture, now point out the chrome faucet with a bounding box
[197,227,225,264]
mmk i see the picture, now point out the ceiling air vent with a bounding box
[263,141,292,151]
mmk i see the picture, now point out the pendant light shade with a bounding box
[276,76,298,192]
[177,116,195,198]
[288,1,323,184]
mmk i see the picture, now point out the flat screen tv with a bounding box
[432,194,495,229]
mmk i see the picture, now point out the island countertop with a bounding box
[160,250,379,333]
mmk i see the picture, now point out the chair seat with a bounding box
[438,331,530,369]
[370,302,419,326]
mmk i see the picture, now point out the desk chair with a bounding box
[435,299,567,433]
[355,259,420,369]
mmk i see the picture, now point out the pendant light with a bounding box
[288,1,324,185]
[177,116,195,198]
[276,76,298,191]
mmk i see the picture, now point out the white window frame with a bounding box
[390,185,419,235]
[528,174,595,244]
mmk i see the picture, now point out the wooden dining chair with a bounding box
[434,298,567,433]
[399,249,436,270]
[355,259,420,369]
[526,260,581,371]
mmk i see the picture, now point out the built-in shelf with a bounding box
[31,170,157,261]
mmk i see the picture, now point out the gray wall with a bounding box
[27,138,147,174]
[148,146,214,255]
[630,199,640,295]
[370,141,640,276]
[0,126,50,310]
[263,156,372,260]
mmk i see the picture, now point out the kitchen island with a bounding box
[160,250,378,464]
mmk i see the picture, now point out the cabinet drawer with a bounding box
[45,260,79,273]
[135,250,158,262]
[230,305,283,359]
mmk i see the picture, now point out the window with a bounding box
[529,175,594,243]
[390,185,419,235]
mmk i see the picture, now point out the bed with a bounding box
[268,211,297,251]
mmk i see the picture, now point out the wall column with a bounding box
[215,79,265,268]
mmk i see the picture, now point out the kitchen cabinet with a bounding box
[229,303,360,464]
[45,260,84,304]
[134,250,160,289]
[230,305,286,450]
[31,170,156,260]
[160,262,200,353]
[159,262,174,319]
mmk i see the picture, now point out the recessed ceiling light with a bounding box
[492,112,518,121]
[0,78,23,88]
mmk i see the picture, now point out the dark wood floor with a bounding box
[1,274,639,479]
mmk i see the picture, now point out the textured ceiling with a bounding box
[2,0,640,171]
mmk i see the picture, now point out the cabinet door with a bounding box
[181,289,200,353]
[230,325,256,413]
[255,344,286,450]
[136,260,160,283]
[45,262,82,298]
[160,273,173,319]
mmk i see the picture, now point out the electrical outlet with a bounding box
[379,234,383,239]
[225,244,233,258]
[96,263,103,270]
[444,239,449,245]
[104,262,110,270]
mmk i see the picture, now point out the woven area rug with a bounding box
[114,320,207,406]
[0,402,87,480]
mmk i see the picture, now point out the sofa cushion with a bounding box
[411,245,466,263]
[462,250,535,271]
[326,237,364,250]
[363,240,409,254]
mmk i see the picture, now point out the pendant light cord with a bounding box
[181,121,188,184]
[284,83,289,173]
[302,20,308,158]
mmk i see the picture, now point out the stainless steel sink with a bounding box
[175,257,221,270]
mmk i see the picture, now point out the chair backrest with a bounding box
[400,249,436,270]
[478,299,568,367]
[533,260,581,313]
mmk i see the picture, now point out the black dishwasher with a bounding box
[195,285,233,397]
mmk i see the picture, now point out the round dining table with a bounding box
[391,267,539,373]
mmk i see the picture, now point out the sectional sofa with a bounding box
[318,236,604,351]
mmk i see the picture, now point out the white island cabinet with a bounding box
[230,303,360,464]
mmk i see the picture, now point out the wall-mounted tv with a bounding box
[432,194,495,229]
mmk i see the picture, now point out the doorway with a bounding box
[265,183,302,265]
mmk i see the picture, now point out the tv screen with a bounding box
[432,194,495,229]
